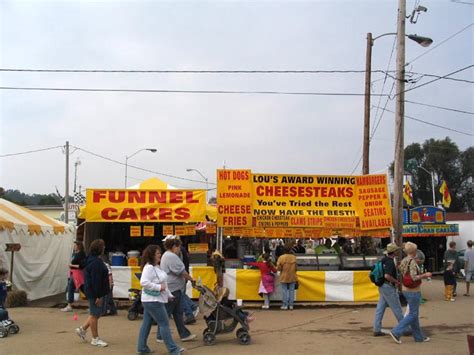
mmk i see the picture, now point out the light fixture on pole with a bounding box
[417,165,436,206]
[124,148,157,187]
[186,168,209,201]
[362,32,432,175]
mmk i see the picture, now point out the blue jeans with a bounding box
[281,282,295,307]
[392,291,425,342]
[181,292,197,318]
[138,302,179,354]
[66,278,75,304]
[157,290,191,340]
[373,283,404,332]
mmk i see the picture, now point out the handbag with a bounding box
[294,281,299,290]
[402,259,422,289]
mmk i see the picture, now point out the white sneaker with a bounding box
[262,305,269,309]
[280,306,288,310]
[180,334,196,342]
[450,298,455,302]
[193,308,199,318]
[91,337,108,347]
[61,305,73,312]
[75,327,87,342]
[289,306,294,310]
[156,338,164,343]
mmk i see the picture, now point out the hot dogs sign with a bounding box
[217,169,392,232]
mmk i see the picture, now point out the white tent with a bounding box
[0,198,75,300]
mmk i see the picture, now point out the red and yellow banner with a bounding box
[217,170,392,234]
[85,189,206,223]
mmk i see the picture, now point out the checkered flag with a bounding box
[74,191,86,205]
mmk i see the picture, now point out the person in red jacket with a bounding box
[246,253,277,309]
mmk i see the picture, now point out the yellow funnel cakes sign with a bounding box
[217,170,392,233]
[85,189,206,223]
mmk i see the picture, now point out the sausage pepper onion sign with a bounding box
[217,170,392,232]
[84,189,206,222]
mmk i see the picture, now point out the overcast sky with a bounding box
[0,0,472,197]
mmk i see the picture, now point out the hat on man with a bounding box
[384,243,400,254]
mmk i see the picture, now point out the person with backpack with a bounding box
[372,243,404,337]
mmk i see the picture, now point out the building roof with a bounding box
[446,212,474,221]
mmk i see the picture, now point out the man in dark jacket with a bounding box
[75,239,110,347]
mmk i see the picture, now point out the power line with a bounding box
[0,145,63,158]
[0,86,390,97]
[402,64,474,94]
[410,72,473,84]
[0,68,385,74]
[72,146,216,185]
[371,106,473,136]
[405,100,474,115]
[406,23,474,65]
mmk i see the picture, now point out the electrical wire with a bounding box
[72,146,216,185]
[0,68,386,74]
[0,86,390,97]
[405,100,474,115]
[371,106,473,136]
[0,145,63,158]
[406,23,474,66]
[401,65,473,95]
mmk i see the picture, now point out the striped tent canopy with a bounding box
[0,198,73,235]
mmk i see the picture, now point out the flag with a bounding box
[403,180,413,206]
[439,180,451,208]
[74,191,86,205]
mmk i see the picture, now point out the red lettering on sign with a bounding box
[175,207,190,220]
[128,191,146,203]
[185,191,199,203]
[159,208,172,220]
[93,190,107,203]
[140,208,158,220]
[109,191,126,203]
[169,191,184,203]
[101,207,118,220]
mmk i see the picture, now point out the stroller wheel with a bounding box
[0,327,8,338]
[237,329,251,345]
[127,311,139,321]
[9,325,19,334]
[203,331,216,346]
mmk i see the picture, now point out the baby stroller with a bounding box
[194,285,251,346]
[127,288,143,321]
[0,308,19,338]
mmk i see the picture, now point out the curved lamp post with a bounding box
[124,148,157,187]
[362,33,432,175]
[186,168,209,201]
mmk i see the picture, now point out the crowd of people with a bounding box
[50,237,474,353]
[373,239,474,345]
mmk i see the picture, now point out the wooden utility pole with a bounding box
[393,0,407,247]
[363,32,373,176]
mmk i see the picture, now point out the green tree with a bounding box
[391,137,473,211]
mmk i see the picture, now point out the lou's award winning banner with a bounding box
[217,170,392,231]
[85,189,206,223]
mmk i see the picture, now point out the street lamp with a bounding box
[417,165,436,206]
[362,33,432,175]
[186,168,209,201]
[124,148,157,187]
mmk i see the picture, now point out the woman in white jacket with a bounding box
[137,245,184,355]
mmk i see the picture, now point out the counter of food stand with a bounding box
[111,265,378,302]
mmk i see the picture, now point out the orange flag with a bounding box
[439,180,451,208]
[403,181,413,206]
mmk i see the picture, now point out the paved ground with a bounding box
[2,278,473,355]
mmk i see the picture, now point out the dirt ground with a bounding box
[2,278,473,355]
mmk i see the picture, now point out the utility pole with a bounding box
[64,141,70,224]
[363,32,373,175]
[393,0,406,247]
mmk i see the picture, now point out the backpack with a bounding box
[369,260,385,286]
